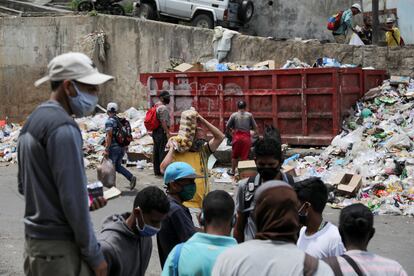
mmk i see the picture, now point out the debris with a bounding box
[237,160,257,179]
[104,186,122,200]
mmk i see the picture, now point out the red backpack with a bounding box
[327,11,343,31]
[144,105,160,131]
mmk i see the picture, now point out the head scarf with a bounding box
[253,181,300,243]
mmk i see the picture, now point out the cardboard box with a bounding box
[335,173,363,196]
[254,60,276,70]
[281,165,297,177]
[238,160,257,179]
[174,62,204,72]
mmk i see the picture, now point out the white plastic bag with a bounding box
[97,157,116,188]
[349,33,365,46]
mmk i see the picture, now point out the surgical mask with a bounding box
[68,82,99,117]
[136,217,160,237]
[178,183,196,201]
[257,166,280,182]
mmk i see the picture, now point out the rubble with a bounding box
[0,107,153,168]
[289,77,414,216]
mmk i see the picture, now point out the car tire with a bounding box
[137,3,156,20]
[238,0,254,23]
[192,14,214,29]
[110,4,125,15]
[77,0,93,12]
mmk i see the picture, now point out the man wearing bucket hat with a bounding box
[332,3,362,44]
[18,52,113,276]
[157,162,201,268]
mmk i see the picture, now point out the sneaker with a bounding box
[129,176,137,190]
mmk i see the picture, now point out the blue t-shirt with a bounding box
[162,232,237,276]
[105,117,119,147]
[157,197,196,267]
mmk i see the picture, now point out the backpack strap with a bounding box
[303,253,319,276]
[243,175,260,212]
[341,255,364,276]
[323,256,344,276]
[172,243,184,276]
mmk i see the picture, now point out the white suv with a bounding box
[133,0,254,29]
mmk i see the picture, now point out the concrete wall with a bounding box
[1,15,414,122]
[248,0,359,40]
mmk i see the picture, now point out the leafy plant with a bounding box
[70,0,81,10]
[88,10,98,16]
[123,2,134,14]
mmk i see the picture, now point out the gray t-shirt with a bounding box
[226,111,257,132]
[236,174,292,241]
[212,240,334,276]
[156,104,170,127]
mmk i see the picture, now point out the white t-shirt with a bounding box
[297,222,345,258]
[212,239,334,276]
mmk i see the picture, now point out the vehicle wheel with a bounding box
[192,14,214,29]
[137,3,156,20]
[77,0,93,12]
[238,0,254,23]
[110,4,125,15]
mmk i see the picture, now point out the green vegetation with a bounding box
[123,2,134,14]
[70,0,81,10]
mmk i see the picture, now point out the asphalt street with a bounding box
[0,164,413,275]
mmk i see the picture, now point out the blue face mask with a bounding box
[136,215,160,237]
[69,82,99,117]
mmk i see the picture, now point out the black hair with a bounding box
[51,81,63,91]
[133,186,170,214]
[294,177,328,214]
[202,190,235,226]
[339,203,374,244]
[159,91,170,99]
[237,100,246,109]
[254,137,282,161]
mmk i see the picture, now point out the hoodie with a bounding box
[98,212,152,276]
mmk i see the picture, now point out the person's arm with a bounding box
[233,181,246,243]
[158,107,171,139]
[160,141,175,174]
[198,114,224,152]
[250,115,258,135]
[104,119,114,157]
[47,125,107,275]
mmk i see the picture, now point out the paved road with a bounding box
[0,164,413,275]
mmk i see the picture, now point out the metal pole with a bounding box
[372,0,380,44]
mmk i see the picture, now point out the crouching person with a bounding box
[98,186,170,276]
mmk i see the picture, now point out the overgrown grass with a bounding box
[70,0,81,10]
[123,2,134,14]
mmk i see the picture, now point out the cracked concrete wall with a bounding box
[1,15,413,122]
[248,0,360,40]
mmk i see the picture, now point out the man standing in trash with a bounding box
[384,18,401,47]
[18,52,112,276]
[152,91,171,176]
[332,3,362,44]
[104,102,137,190]
[160,113,225,227]
[226,100,257,176]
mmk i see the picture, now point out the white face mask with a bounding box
[68,81,99,117]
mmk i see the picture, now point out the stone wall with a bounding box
[1,15,413,121]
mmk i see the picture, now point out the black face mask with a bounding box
[164,98,170,104]
[257,167,280,182]
[298,213,308,226]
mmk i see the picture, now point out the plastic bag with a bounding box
[349,33,365,46]
[97,157,116,188]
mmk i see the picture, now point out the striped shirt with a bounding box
[338,250,407,276]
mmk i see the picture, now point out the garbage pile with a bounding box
[0,122,20,164]
[287,77,414,216]
[0,108,154,168]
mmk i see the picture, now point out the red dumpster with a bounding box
[139,68,386,146]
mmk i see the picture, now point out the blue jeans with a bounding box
[109,146,133,181]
